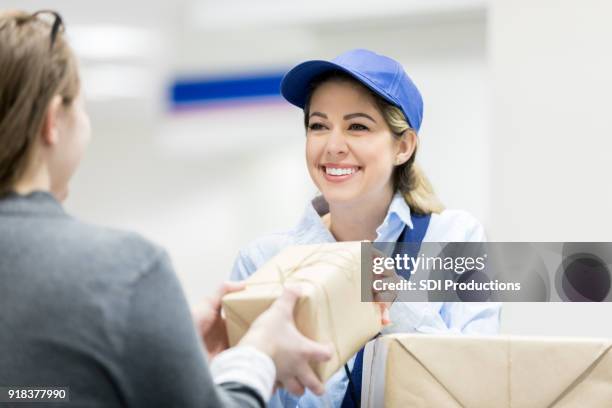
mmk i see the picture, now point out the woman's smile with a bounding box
[320,163,362,183]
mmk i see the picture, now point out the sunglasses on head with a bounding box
[21,10,65,50]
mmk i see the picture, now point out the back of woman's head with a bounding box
[0,10,79,196]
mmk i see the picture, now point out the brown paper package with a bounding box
[222,241,382,382]
[362,334,612,407]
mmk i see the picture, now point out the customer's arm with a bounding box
[120,250,269,408]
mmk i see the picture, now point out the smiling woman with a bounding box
[231,49,501,408]
[303,70,443,227]
[303,71,445,242]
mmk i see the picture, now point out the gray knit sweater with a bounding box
[0,191,262,408]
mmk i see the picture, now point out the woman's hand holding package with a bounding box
[371,249,399,326]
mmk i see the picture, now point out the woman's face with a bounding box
[305,80,406,208]
[48,91,91,201]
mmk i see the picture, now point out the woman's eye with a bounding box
[348,123,369,131]
[308,123,326,131]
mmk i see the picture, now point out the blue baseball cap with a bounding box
[280,49,424,132]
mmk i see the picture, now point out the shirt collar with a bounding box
[0,190,66,217]
[380,192,414,230]
[374,192,413,242]
[293,196,336,244]
[293,193,413,243]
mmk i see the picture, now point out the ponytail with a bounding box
[379,103,444,215]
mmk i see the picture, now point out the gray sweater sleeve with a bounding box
[119,250,264,408]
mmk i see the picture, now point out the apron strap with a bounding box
[341,212,431,408]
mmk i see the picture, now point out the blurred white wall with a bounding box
[490,0,612,337]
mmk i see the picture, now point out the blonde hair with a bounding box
[304,70,445,215]
[0,10,80,196]
[379,103,444,215]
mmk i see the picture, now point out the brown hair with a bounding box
[0,10,80,196]
[303,70,444,215]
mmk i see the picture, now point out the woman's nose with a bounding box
[325,128,348,157]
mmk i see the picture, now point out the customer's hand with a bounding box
[193,281,245,360]
[238,286,333,397]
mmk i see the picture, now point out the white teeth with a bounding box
[325,167,357,176]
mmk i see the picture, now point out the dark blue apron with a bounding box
[340,213,431,408]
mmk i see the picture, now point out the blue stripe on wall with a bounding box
[170,72,286,107]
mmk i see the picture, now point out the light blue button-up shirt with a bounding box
[231,194,501,407]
